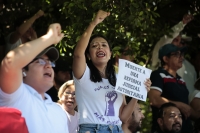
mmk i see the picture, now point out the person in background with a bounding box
[114,46,134,73]
[122,96,145,133]
[0,23,69,133]
[148,44,197,133]
[193,118,200,133]
[190,78,200,113]
[73,10,151,133]
[58,80,78,133]
[190,49,200,79]
[0,107,29,133]
[151,14,193,70]
[47,57,72,102]
[150,14,196,97]
[155,103,182,133]
[5,10,44,53]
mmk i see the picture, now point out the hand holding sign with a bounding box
[144,78,151,92]
[115,59,152,101]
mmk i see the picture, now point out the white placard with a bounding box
[115,59,152,101]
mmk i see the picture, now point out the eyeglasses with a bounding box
[180,40,187,46]
[65,91,75,96]
[170,51,184,58]
[30,58,55,67]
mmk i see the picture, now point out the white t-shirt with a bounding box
[150,21,185,70]
[5,32,22,54]
[189,90,200,103]
[0,83,69,133]
[66,111,79,133]
[74,65,123,125]
[177,60,196,98]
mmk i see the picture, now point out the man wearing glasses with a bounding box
[148,44,193,133]
[0,23,69,133]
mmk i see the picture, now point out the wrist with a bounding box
[90,21,97,27]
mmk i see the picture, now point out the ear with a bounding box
[163,56,169,63]
[87,53,91,60]
[157,118,163,126]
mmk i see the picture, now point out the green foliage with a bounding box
[1,0,200,132]
[1,0,165,65]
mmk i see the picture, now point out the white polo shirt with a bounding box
[0,83,69,133]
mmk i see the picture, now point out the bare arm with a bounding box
[9,10,44,44]
[190,98,200,120]
[120,79,151,123]
[149,89,192,119]
[119,95,137,123]
[150,14,193,70]
[0,23,63,94]
[73,10,110,79]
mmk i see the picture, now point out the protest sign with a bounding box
[115,59,152,101]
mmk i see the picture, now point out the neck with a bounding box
[163,66,177,77]
[61,104,75,115]
[122,124,132,133]
[95,64,107,78]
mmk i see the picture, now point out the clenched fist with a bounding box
[91,10,110,26]
[45,23,64,44]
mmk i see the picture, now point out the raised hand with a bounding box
[35,10,44,19]
[182,14,193,24]
[144,78,151,92]
[91,10,110,26]
[28,27,37,40]
[45,23,64,44]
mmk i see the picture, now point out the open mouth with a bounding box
[66,101,74,105]
[44,72,52,77]
[96,51,105,57]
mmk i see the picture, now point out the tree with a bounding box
[1,0,200,132]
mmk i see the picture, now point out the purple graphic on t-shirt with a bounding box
[104,91,118,116]
[94,112,120,124]
[94,85,109,91]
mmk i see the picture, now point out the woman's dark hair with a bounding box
[85,34,116,86]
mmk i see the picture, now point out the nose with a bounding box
[180,54,184,61]
[44,61,52,68]
[141,113,145,119]
[97,44,102,49]
[68,94,75,99]
[174,115,182,123]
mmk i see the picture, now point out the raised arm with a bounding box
[150,14,193,70]
[73,10,110,79]
[9,10,44,44]
[0,23,63,94]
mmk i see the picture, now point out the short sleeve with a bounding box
[150,70,164,92]
[0,83,28,106]
[73,64,90,84]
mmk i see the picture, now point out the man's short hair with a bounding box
[157,102,178,118]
